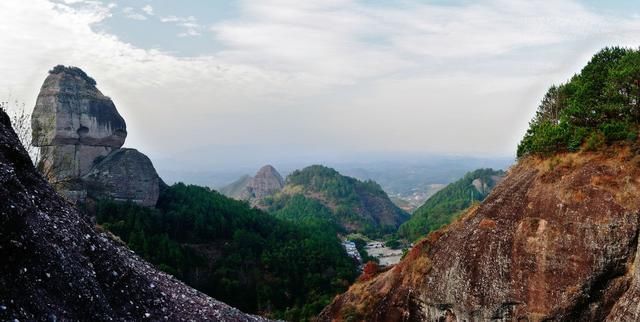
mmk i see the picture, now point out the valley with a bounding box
[2,3,639,321]
[363,242,403,267]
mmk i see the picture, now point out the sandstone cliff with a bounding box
[31,66,163,206]
[0,108,270,321]
[32,65,126,179]
[318,150,640,321]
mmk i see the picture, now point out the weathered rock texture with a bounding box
[318,150,640,321]
[31,66,162,206]
[32,66,126,178]
[0,109,270,321]
[83,148,166,207]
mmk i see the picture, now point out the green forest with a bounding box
[518,47,640,157]
[95,183,357,321]
[263,165,408,238]
[397,168,504,241]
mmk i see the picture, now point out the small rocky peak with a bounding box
[253,165,284,186]
[242,165,284,201]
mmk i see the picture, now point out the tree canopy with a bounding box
[517,47,640,157]
[96,183,357,321]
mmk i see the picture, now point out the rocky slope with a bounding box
[0,107,269,321]
[318,150,640,321]
[221,165,284,207]
[31,66,163,206]
[266,165,409,235]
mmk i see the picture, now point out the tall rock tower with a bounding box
[32,65,126,181]
[31,66,163,206]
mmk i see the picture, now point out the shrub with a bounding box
[584,131,605,151]
[600,121,635,143]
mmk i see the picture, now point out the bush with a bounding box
[584,131,605,151]
[600,121,635,143]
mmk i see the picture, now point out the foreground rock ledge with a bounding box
[0,109,270,321]
[318,149,640,321]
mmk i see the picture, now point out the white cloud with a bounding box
[122,6,146,20]
[1,0,640,169]
[141,4,153,16]
[160,14,202,37]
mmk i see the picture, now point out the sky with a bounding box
[0,0,639,173]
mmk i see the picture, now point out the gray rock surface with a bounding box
[83,148,165,207]
[32,66,126,179]
[30,66,163,206]
[0,108,272,322]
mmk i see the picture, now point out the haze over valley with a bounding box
[3,1,640,322]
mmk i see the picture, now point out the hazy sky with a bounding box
[1,0,639,170]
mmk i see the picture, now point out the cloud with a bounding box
[141,4,153,16]
[160,15,202,37]
[1,0,640,170]
[122,6,146,20]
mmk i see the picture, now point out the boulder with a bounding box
[83,148,165,207]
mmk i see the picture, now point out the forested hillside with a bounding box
[518,47,640,157]
[398,168,504,241]
[262,165,409,237]
[95,183,357,321]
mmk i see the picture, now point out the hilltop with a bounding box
[220,165,284,207]
[263,165,409,237]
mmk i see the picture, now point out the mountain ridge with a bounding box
[264,165,409,236]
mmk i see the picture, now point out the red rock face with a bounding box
[317,150,640,322]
